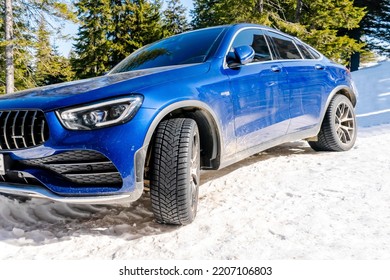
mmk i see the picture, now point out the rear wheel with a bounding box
[309,94,357,151]
[150,118,200,225]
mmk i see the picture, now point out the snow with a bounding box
[1,62,390,260]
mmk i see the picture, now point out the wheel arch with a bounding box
[336,86,357,107]
[324,85,357,115]
[310,85,357,140]
[143,101,223,173]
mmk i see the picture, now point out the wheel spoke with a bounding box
[336,107,342,120]
[341,104,345,118]
[335,102,355,144]
[341,117,354,123]
[340,124,353,131]
[340,126,352,141]
[338,103,345,118]
[190,132,200,211]
[337,129,343,140]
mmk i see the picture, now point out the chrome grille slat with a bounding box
[31,111,37,146]
[3,112,12,149]
[12,111,20,149]
[40,119,45,143]
[20,111,28,148]
[0,110,49,151]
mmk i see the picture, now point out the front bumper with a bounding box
[0,107,156,204]
[0,182,143,204]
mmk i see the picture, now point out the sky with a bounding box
[57,0,194,57]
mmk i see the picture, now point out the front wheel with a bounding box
[309,94,357,151]
[150,118,200,225]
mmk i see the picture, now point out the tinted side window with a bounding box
[268,32,302,60]
[296,42,314,59]
[228,29,272,63]
[307,46,321,59]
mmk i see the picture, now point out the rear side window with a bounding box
[307,46,321,59]
[296,42,314,59]
[268,32,302,60]
[295,40,322,60]
[229,29,272,63]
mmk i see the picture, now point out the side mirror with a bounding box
[228,45,255,69]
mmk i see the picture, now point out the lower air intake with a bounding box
[22,150,122,186]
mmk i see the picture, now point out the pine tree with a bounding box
[110,0,164,64]
[73,0,164,78]
[353,0,390,57]
[280,0,366,64]
[72,0,112,78]
[163,0,190,36]
[4,0,14,94]
[1,0,75,94]
[1,2,36,94]
[191,0,366,64]
[35,18,74,86]
[191,0,282,28]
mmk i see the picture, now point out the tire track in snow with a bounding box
[0,192,172,244]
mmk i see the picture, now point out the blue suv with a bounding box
[0,24,357,225]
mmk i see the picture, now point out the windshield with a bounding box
[110,27,226,74]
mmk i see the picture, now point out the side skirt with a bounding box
[218,126,319,170]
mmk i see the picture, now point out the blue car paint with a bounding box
[282,59,330,133]
[224,60,290,149]
[0,23,356,202]
[9,107,157,195]
[0,63,211,111]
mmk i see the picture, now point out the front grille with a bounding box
[22,150,122,186]
[0,110,49,150]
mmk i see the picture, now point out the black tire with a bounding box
[309,94,357,151]
[150,118,200,225]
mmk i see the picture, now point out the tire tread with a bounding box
[150,118,199,225]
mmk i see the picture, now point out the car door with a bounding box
[223,28,290,151]
[266,31,328,133]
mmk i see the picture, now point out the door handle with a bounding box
[271,65,281,72]
[315,64,325,70]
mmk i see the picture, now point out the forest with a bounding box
[1,0,389,94]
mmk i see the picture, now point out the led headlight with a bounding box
[56,96,143,130]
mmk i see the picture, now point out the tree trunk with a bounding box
[5,0,14,94]
[258,0,264,13]
[349,27,361,71]
[350,52,360,72]
[295,0,302,22]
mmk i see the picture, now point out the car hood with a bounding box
[0,63,210,111]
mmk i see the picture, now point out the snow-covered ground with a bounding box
[0,62,389,260]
